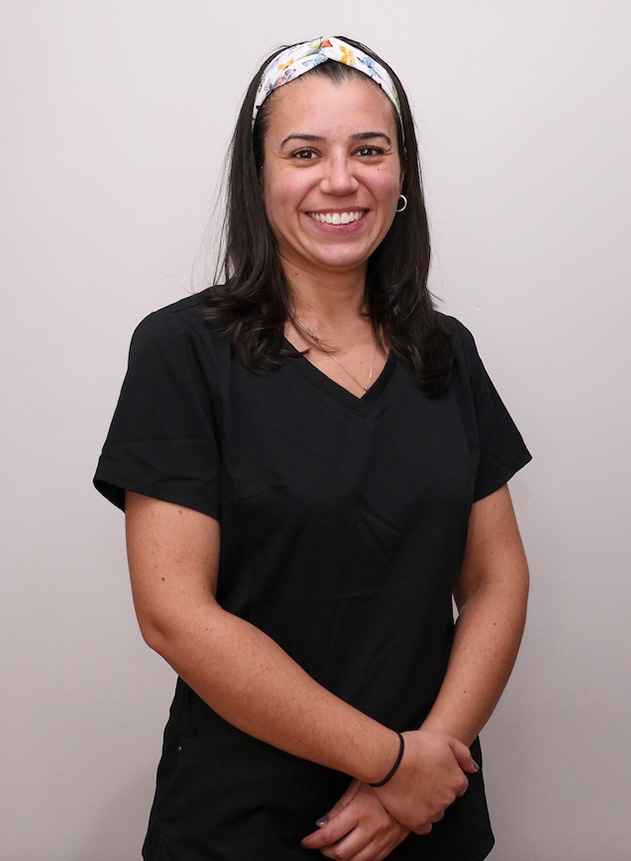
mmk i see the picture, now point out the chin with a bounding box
[311,246,375,271]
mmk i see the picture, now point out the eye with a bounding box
[292,148,319,160]
[355,146,382,157]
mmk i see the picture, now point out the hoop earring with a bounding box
[396,194,408,213]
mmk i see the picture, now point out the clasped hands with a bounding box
[301,729,478,861]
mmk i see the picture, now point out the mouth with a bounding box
[307,210,367,225]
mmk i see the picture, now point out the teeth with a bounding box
[309,211,365,225]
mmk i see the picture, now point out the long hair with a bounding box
[200,36,452,394]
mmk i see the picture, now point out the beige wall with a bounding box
[2,1,630,858]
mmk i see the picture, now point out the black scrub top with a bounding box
[94,293,531,860]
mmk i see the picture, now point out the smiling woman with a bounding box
[260,74,403,286]
[94,36,531,861]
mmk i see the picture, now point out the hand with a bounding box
[301,780,410,860]
[372,729,478,835]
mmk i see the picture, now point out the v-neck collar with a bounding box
[282,340,397,415]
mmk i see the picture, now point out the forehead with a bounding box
[264,73,399,142]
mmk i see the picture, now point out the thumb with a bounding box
[449,738,480,774]
[316,779,361,826]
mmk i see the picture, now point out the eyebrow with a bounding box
[279,131,393,148]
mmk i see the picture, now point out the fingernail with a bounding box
[472,759,480,772]
[316,816,328,827]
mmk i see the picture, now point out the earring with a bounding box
[396,194,408,213]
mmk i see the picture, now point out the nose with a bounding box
[319,154,360,196]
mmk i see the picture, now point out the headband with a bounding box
[252,37,403,133]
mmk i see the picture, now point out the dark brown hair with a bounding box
[200,36,452,394]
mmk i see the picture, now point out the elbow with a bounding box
[135,608,180,659]
[133,596,221,665]
[455,560,530,616]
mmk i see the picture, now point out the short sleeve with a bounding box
[447,317,532,501]
[93,307,222,519]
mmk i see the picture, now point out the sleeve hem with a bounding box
[472,450,532,502]
[93,470,222,521]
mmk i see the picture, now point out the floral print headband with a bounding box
[252,37,403,134]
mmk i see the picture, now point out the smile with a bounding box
[307,210,367,225]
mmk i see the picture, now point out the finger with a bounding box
[455,773,469,797]
[315,825,388,861]
[331,826,410,861]
[317,839,394,861]
[324,779,361,823]
[353,838,407,861]
[302,781,361,847]
[301,805,359,850]
[449,738,480,774]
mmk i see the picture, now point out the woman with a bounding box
[95,36,531,861]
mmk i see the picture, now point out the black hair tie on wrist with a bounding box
[369,732,405,787]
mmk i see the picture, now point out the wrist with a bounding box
[420,714,474,746]
[355,728,403,785]
[369,731,405,787]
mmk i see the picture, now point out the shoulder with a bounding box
[132,292,212,341]
[436,313,480,371]
[129,292,227,360]
[437,312,473,344]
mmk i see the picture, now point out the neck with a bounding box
[281,258,369,326]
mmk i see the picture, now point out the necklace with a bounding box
[295,316,379,394]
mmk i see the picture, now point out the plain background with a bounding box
[2,2,629,859]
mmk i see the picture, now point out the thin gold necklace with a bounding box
[295,316,378,394]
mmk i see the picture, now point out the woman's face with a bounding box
[260,74,404,283]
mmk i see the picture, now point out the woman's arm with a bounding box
[302,483,528,858]
[421,484,529,744]
[125,491,477,834]
[125,491,393,779]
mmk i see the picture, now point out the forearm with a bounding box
[126,490,478,836]
[422,574,528,745]
[422,485,529,745]
[126,491,400,784]
[143,599,398,785]
[146,601,478,837]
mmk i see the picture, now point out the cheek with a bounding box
[267,191,317,252]
[262,184,306,252]
[262,186,281,233]
[262,173,297,226]
[374,169,404,205]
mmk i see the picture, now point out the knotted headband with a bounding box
[252,37,403,134]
